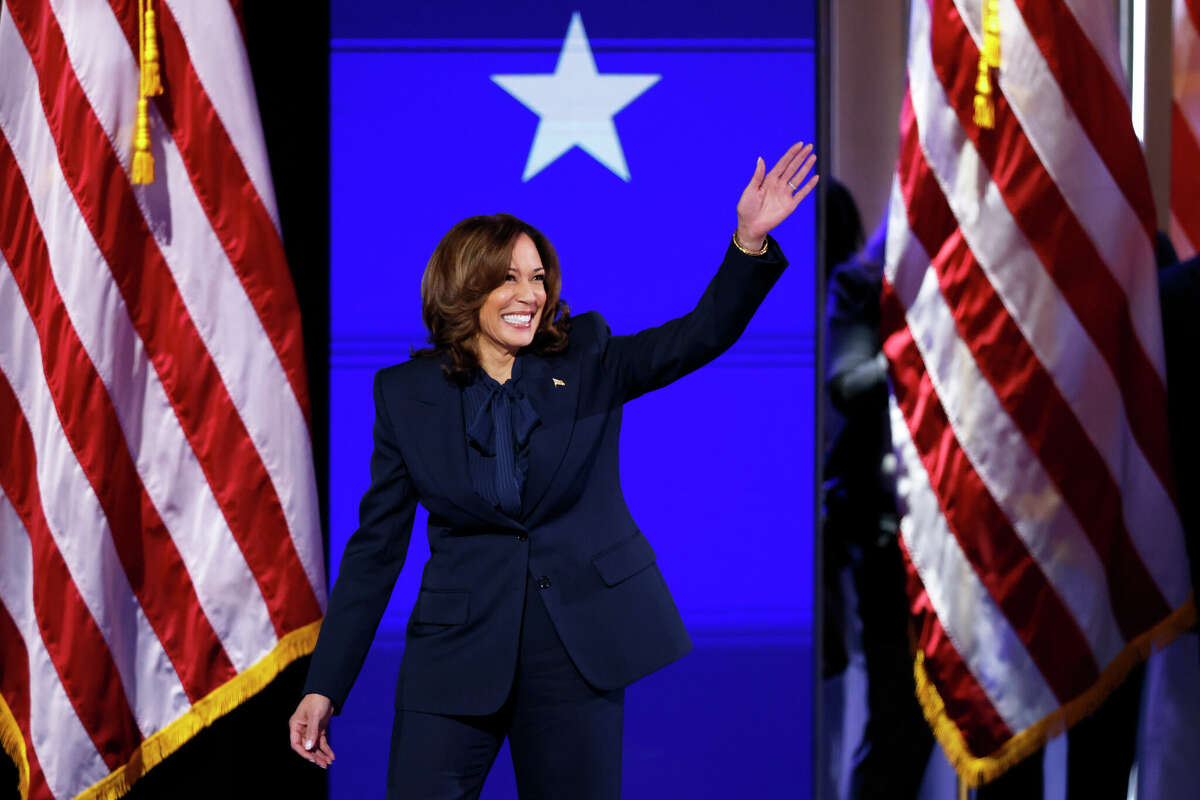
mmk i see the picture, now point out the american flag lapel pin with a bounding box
[552,378,565,388]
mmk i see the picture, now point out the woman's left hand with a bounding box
[735,141,819,251]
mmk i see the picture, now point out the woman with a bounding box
[289,142,819,798]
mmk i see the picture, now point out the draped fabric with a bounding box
[464,359,541,518]
[1172,0,1200,259]
[884,0,1195,786]
[0,2,324,798]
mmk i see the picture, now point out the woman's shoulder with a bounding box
[521,311,609,367]
[374,353,446,396]
[565,310,609,348]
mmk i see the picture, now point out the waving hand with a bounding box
[735,141,819,251]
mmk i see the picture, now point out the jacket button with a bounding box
[536,576,552,589]
[516,532,528,541]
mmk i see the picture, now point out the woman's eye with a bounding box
[533,273,546,282]
[504,274,517,281]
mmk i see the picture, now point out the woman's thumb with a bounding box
[304,709,319,750]
[752,156,765,185]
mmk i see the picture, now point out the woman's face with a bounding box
[476,233,547,358]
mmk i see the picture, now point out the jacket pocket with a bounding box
[592,534,657,587]
[415,589,469,625]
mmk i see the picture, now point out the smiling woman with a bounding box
[415,214,571,384]
[291,142,818,797]
[475,235,547,378]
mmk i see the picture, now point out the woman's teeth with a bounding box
[502,314,532,326]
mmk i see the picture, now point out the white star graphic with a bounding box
[492,12,661,181]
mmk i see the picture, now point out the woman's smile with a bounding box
[476,233,547,366]
[501,312,534,328]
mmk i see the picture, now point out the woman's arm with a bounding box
[289,367,419,767]
[597,142,818,402]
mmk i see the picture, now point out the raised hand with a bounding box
[289,692,336,769]
[735,141,819,251]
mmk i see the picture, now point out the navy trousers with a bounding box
[387,573,625,799]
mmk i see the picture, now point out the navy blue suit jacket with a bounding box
[303,238,788,716]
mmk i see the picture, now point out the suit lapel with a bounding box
[407,360,518,530]
[520,355,580,520]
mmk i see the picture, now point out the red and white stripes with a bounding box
[0,2,324,798]
[1173,0,1200,258]
[886,0,1193,783]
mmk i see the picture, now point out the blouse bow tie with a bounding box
[466,377,540,516]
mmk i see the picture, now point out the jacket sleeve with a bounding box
[594,236,788,403]
[301,368,417,712]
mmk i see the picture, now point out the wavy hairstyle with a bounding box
[415,213,570,381]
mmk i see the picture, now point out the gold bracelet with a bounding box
[732,231,768,256]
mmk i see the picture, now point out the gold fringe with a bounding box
[916,596,1196,787]
[0,693,29,800]
[68,619,322,800]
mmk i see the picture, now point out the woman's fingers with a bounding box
[317,730,336,761]
[790,173,820,206]
[289,717,303,752]
[288,694,334,768]
[310,735,333,768]
[775,144,814,190]
[786,152,817,188]
[289,715,322,765]
[304,705,332,767]
[736,142,819,241]
[305,705,322,749]
[782,146,814,189]
[786,153,818,197]
[768,141,808,181]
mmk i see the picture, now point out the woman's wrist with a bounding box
[733,228,768,255]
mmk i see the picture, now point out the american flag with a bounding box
[883,0,1195,785]
[0,2,325,798]
[1173,0,1200,259]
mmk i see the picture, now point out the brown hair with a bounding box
[415,213,570,381]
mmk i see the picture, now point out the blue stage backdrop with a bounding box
[330,2,818,796]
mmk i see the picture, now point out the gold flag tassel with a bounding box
[142,3,164,97]
[973,0,1000,129]
[132,96,154,184]
[132,0,163,184]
